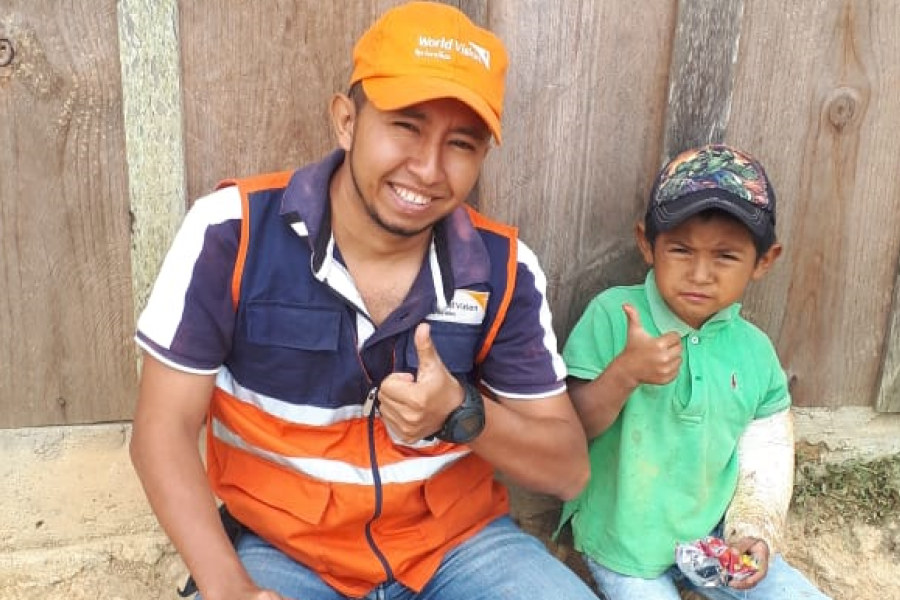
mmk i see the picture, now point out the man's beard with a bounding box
[348,149,432,239]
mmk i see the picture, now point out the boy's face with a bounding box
[636,212,781,330]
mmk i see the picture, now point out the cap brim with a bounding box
[651,192,773,243]
[361,77,502,144]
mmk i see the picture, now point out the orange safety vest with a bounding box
[205,170,519,596]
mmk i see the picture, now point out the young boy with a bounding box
[559,145,832,600]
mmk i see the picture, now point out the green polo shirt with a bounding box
[559,269,790,578]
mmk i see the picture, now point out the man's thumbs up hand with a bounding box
[409,321,444,386]
[378,323,463,443]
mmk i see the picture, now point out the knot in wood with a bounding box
[825,87,860,131]
[0,38,14,68]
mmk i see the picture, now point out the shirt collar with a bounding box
[644,269,740,337]
[279,149,492,307]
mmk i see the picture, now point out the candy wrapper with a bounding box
[675,536,759,587]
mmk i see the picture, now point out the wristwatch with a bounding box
[437,380,486,444]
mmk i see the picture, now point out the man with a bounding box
[130,3,595,600]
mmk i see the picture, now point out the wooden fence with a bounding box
[2,0,899,428]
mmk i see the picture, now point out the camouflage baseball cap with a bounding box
[645,144,777,250]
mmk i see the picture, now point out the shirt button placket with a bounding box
[690,335,702,383]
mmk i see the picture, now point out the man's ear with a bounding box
[635,221,654,266]
[330,93,356,151]
[752,242,783,280]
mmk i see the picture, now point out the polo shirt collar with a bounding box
[644,269,740,337]
[278,149,492,309]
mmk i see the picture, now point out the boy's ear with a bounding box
[635,221,654,266]
[752,241,783,280]
[330,92,356,151]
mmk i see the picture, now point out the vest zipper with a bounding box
[365,400,395,581]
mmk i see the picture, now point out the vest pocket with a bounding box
[213,444,334,567]
[238,303,341,402]
[216,445,332,526]
[418,455,501,544]
[244,303,341,351]
[407,320,480,374]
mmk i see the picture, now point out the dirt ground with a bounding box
[769,452,900,600]
[4,456,898,600]
[775,515,899,600]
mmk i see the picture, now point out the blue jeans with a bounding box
[585,554,832,600]
[198,516,597,600]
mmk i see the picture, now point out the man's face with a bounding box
[345,97,491,238]
[636,212,779,329]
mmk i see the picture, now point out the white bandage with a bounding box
[723,409,794,553]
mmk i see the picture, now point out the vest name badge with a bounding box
[427,290,489,325]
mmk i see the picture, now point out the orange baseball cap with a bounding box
[349,1,508,144]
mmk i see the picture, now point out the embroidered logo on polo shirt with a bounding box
[427,290,489,325]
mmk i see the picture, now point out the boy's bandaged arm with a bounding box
[724,409,794,554]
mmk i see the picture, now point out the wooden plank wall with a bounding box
[0,1,137,427]
[1,0,899,427]
[660,0,745,158]
[179,1,405,200]
[476,0,675,335]
[118,0,186,320]
[727,0,900,408]
[878,274,900,411]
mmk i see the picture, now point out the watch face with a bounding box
[457,412,485,438]
[453,410,484,443]
[439,381,486,443]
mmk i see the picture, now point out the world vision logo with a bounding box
[415,36,491,69]
[427,290,489,325]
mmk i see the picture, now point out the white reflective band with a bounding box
[217,369,364,425]
[211,418,470,485]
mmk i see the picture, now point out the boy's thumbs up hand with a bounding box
[378,323,464,443]
[619,304,682,386]
[622,303,650,340]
